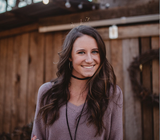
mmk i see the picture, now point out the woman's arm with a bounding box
[31,82,52,140]
[109,86,123,140]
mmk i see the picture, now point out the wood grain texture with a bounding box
[141,37,153,140]
[11,35,21,132]
[110,39,123,90]
[3,37,14,133]
[27,32,38,124]
[151,37,159,140]
[122,38,142,140]
[104,40,111,63]
[0,23,38,38]
[52,32,63,79]
[45,33,54,82]
[35,33,45,100]
[98,24,159,40]
[18,33,29,128]
[0,38,7,133]
[32,33,45,124]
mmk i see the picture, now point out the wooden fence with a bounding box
[0,23,159,140]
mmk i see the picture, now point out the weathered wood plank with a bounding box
[122,38,142,140]
[104,40,111,63]
[98,24,159,40]
[3,37,14,133]
[110,39,123,90]
[45,33,54,82]
[35,33,45,94]
[0,23,38,38]
[11,35,21,132]
[18,33,29,128]
[0,38,7,133]
[151,37,159,140]
[52,32,63,79]
[27,31,38,123]
[141,37,153,140]
[34,33,45,121]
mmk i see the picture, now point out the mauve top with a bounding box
[31,82,123,140]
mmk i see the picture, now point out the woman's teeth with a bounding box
[83,66,94,68]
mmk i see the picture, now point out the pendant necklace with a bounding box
[66,99,87,140]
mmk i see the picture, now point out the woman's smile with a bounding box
[81,64,95,69]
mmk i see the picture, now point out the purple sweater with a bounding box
[31,82,123,140]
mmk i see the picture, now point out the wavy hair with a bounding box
[38,25,116,136]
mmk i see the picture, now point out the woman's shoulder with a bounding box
[115,85,123,96]
[109,85,123,104]
[37,82,53,97]
[109,85,122,95]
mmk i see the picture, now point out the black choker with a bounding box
[71,74,89,80]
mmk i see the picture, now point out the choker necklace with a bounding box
[66,99,87,140]
[71,74,89,80]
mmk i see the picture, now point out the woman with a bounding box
[31,25,123,140]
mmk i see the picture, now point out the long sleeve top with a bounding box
[31,82,123,140]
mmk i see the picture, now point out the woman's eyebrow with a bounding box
[76,49,85,52]
[92,48,99,50]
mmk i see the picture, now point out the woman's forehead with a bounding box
[73,35,98,49]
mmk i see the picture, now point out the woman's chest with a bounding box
[46,104,111,140]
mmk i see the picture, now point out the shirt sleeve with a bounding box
[109,86,123,140]
[31,82,52,140]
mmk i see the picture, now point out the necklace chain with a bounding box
[66,99,87,140]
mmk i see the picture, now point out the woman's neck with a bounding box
[69,77,88,106]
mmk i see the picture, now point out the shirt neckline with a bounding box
[67,101,87,113]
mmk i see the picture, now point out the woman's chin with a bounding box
[82,73,94,78]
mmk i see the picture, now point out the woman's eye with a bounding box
[92,51,99,54]
[78,51,85,54]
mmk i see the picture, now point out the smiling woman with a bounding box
[31,25,123,140]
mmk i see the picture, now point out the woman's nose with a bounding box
[85,54,93,63]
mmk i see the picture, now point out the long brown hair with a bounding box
[38,25,116,136]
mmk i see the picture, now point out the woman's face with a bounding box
[69,35,100,78]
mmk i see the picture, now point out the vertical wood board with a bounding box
[122,38,142,140]
[3,37,14,133]
[27,32,38,123]
[11,35,21,132]
[141,37,153,140]
[18,33,29,127]
[52,32,63,79]
[0,38,7,133]
[104,40,111,63]
[151,37,159,140]
[35,33,45,98]
[45,33,54,82]
[110,39,123,90]
[32,33,45,124]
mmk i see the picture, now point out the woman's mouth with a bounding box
[82,65,95,69]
